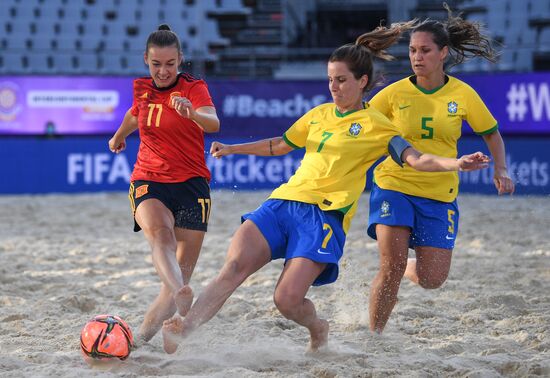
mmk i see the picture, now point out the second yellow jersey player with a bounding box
[371,75,497,202]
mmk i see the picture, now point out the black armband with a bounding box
[388,136,411,167]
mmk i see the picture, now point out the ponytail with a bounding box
[412,3,498,67]
[443,2,498,65]
[330,21,416,93]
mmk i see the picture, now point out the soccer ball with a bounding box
[80,314,134,362]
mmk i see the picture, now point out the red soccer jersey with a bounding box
[130,73,215,183]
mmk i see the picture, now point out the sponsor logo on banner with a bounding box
[0,81,23,123]
[28,89,120,122]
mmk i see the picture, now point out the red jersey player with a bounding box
[108,24,220,346]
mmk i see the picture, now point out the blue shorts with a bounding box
[242,199,346,286]
[367,184,459,250]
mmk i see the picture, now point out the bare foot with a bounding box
[174,285,194,316]
[162,317,185,354]
[306,319,329,354]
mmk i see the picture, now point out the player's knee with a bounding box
[146,225,175,244]
[273,289,301,318]
[418,273,448,289]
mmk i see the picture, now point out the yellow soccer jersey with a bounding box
[370,75,498,202]
[269,102,401,232]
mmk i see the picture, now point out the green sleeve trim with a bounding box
[282,133,302,149]
[475,123,499,135]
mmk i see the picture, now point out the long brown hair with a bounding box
[413,3,498,67]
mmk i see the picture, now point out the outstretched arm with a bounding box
[108,108,138,153]
[402,148,491,172]
[210,137,294,158]
[482,131,515,194]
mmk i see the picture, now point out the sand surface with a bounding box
[0,191,549,377]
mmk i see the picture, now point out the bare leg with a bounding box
[135,202,206,342]
[406,247,452,289]
[369,225,410,333]
[138,227,205,342]
[273,257,328,353]
[136,199,183,293]
[173,228,205,316]
[162,220,271,353]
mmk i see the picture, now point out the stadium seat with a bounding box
[28,53,53,74]
[12,3,37,20]
[79,34,103,52]
[53,35,79,51]
[126,36,144,52]
[0,52,27,74]
[6,20,31,35]
[4,34,30,51]
[533,0,550,15]
[51,53,75,73]
[103,34,127,52]
[497,50,515,71]
[203,0,252,15]
[31,35,53,51]
[125,54,147,75]
[37,4,61,20]
[540,28,550,52]
[32,20,56,35]
[74,52,99,74]
[204,19,230,47]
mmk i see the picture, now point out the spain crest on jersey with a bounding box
[447,101,458,114]
[348,122,362,136]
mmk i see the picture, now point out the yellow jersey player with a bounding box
[161,21,490,354]
[367,5,515,334]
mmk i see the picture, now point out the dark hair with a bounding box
[329,21,416,93]
[412,3,498,66]
[145,24,182,55]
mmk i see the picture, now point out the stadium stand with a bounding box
[0,0,548,77]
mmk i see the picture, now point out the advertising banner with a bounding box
[1,73,549,137]
[0,136,548,195]
[0,77,133,135]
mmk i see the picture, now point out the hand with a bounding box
[171,96,196,119]
[108,135,126,153]
[493,166,515,195]
[457,151,491,171]
[210,141,232,158]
